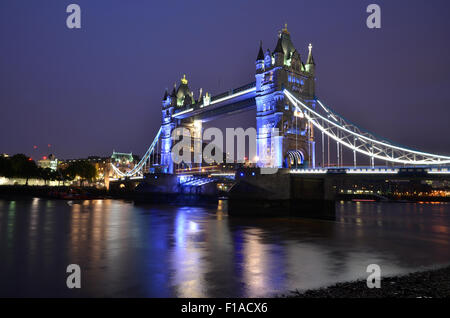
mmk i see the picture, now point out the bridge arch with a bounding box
[284,150,305,168]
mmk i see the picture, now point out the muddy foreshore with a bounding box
[285,265,450,298]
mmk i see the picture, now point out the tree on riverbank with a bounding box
[0,154,63,185]
[0,154,39,185]
[61,160,97,186]
[1,154,98,186]
[39,167,60,185]
[0,156,13,177]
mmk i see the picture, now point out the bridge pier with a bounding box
[228,168,335,219]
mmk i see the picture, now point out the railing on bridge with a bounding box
[290,167,450,175]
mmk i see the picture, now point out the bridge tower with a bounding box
[161,75,202,174]
[161,84,176,173]
[255,25,316,168]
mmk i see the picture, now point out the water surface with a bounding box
[0,198,449,297]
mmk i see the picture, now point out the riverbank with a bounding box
[1,184,448,204]
[286,265,450,298]
[0,185,219,206]
[0,185,109,199]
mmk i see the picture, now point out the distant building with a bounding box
[86,156,110,181]
[111,151,134,166]
[37,154,58,171]
[58,156,110,186]
[110,151,138,174]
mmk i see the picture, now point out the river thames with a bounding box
[0,198,449,297]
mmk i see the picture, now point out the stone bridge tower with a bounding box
[255,25,316,168]
[161,75,202,174]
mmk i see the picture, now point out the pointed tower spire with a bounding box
[171,83,177,97]
[305,43,315,74]
[307,43,315,65]
[256,40,264,61]
[197,88,203,103]
[274,36,284,54]
[181,74,188,85]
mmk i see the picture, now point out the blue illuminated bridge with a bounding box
[110,26,450,181]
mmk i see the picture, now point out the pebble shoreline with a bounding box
[286,265,450,298]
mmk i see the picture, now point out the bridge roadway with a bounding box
[289,166,450,181]
[110,166,450,182]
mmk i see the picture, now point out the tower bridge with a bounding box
[111,25,450,181]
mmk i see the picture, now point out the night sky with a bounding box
[1,0,450,160]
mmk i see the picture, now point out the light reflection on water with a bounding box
[0,199,449,297]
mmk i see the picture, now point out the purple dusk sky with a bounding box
[1,0,450,160]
